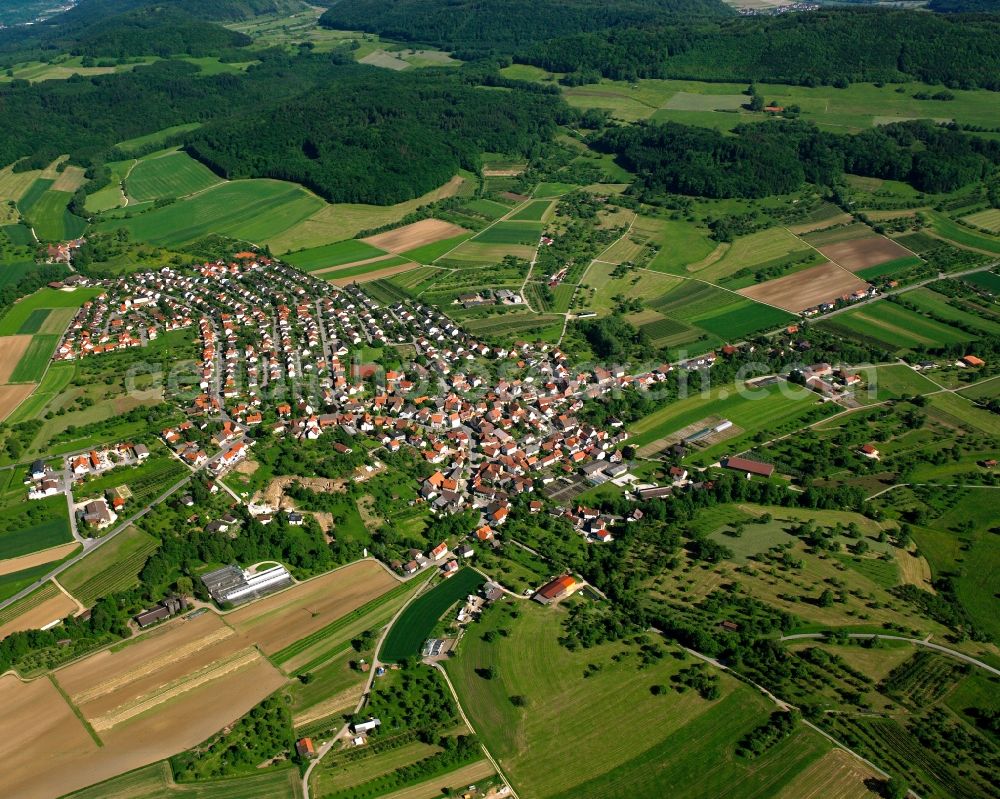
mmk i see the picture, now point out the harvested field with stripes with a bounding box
[226,559,398,655]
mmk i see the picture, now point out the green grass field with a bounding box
[447,602,831,799]
[855,256,924,281]
[113,123,203,156]
[962,270,1000,293]
[401,232,473,264]
[4,363,75,424]
[380,568,485,662]
[647,220,717,272]
[926,211,1000,255]
[472,221,543,246]
[509,200,552,222]
[284,239,388,272]
[26,188,86,242]
[629,382,819,456]
[125,152,223,203]
[820,301,973,352]
[0,288,102,336]
[58,526,159,606]
[0,513,72,561]
[902,288,1000,336]
[98,180,324,247]
[7,334,59,382]
[63,760,301,799]
[870,364,940,400]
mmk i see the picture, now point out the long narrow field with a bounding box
[97,180,324,247]
[226,559,398,655]
[284,239,388,272]
[819,301,974,352]
[65,760,303,799]
[0,287,103,336]
[7,333,60,382]
[362,218,468,253]
[629,382,820,456]
[0,333,32,382]
[58,526,160,606]
[0,382,36,422]
[446,603,837,799]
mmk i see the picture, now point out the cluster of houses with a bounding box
[796,362,862,399]
[455,288,523,309]
[800,284,877,318]
[25,459,62,500]
[67,442,149,478]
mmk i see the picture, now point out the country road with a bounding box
[780,633,1000,676]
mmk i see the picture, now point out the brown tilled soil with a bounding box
[363,218,467,253]
[0,335,33,383]
[226,560,397,654]
[739,262,870,312]
[0,591,77,638]
[819,236,915,271]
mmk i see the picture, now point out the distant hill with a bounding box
[0,0,309,58]
[319,0,731,52]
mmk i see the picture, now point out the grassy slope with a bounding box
[446,602,830,799]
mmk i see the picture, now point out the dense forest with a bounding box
[594,119,1000,199]
[319,0,730,52]
[186,71,561,204]
[0,0,299,59]
[525,9,1000,89]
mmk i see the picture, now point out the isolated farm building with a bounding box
[201,563,292,605]
[135,595,188,628]
[133,444,150,460]
[962,355,985,367]
[351,718,381,734]
[858,444,880,460]
[534,574,578,605]
[296,738,316,759]
[721,457,775,478]
[637,486,672,500]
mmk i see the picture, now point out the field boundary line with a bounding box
[49,673,104,748]
[433,662,521,799]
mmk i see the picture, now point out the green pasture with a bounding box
[97,180,324,247]
[820,301,974,352]
[0,288,102,335]
[284,239,387,272]
[7,334,59,382]
[125,151,223,203]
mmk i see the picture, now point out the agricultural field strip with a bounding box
[88,648,263,731]
[429,195,538,264]
[272,578,414,668]
[68,625,237,705]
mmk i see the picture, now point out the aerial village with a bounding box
[31,253,822,609]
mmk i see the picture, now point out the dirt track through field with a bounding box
[0,334,33,382]
[313,253,398,275]
[739,261,870,312]
[363,218,467,253]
